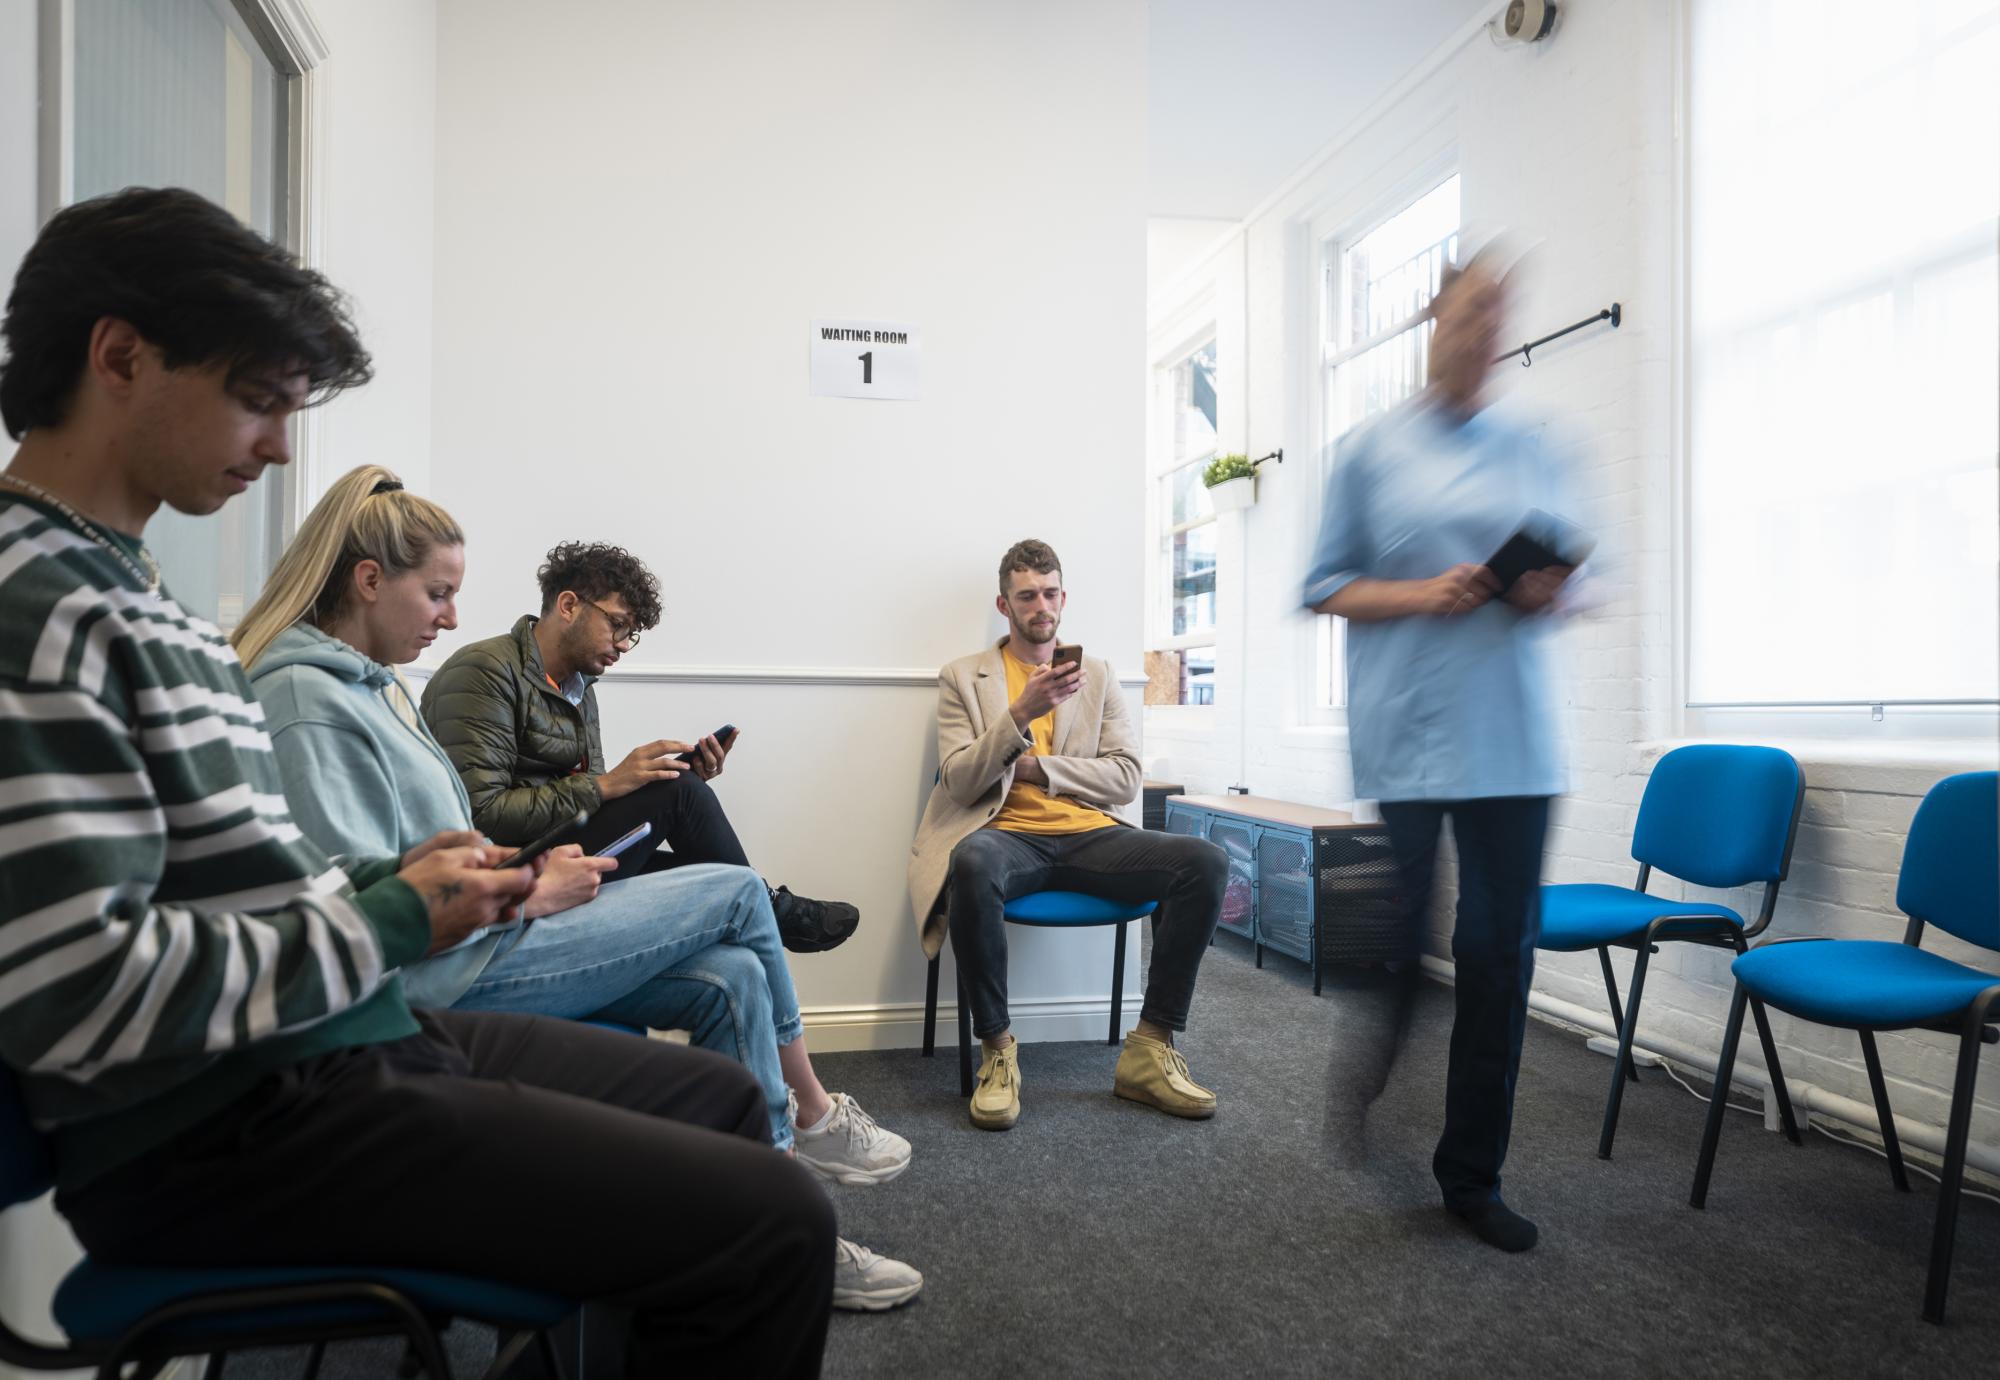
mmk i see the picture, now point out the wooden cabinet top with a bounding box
[1169,794,1369,831]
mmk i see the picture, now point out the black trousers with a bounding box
[579,776,753,884]
[59,1010,835,1378]
[1376,796,1550,1212]
[946,825,1226,1040]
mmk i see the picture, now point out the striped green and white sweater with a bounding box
[0,492,430,1189]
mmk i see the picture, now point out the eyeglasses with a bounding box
[579,598,642,650]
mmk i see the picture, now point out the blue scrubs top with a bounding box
[1302,395,1580,803]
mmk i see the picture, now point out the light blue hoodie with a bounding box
[249,622,512,1007]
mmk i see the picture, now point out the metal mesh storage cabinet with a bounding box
[1254,832,1313,963]
[1162,795,1398,995]
[1142,780,1185,831]
[1207,818,1259,941]
[1316,832,1405,966]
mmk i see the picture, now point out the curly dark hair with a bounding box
[0,187,372,440]
[537,542,663,631]
[997,538,1062,594]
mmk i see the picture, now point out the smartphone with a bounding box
[493,808,592,870]
[1051,644,1083,674]
[672,724,739,765]
[595,821,653,860]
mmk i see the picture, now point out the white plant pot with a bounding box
[1206,475,1256,513]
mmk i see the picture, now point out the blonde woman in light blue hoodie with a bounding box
[236,465,922,1311]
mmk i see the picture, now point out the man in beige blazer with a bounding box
[908,539,1227,1130]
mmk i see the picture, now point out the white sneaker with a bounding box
[832,1237,923,1311]
[791,1090,913,1186]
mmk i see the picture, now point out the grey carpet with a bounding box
[210,933,2000,1377]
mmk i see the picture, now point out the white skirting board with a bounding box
[801,992,1146,1053]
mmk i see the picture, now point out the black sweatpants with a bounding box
[58,1009,834,1378]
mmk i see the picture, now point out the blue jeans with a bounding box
[451,863,805,1150]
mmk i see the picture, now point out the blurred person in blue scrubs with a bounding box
[1302,248,1583,1254]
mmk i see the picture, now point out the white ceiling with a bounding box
[1149,0,1492,221]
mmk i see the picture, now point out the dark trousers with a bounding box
[946,825,1226,1040]
[1375,796,1550,1212]
[59,1010,835,1379]
[580,775,753,884]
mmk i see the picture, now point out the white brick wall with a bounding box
[1146,0,2000,1148]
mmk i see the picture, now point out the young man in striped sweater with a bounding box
[0,187,833,1376]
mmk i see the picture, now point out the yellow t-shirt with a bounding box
[989,649,1116,835]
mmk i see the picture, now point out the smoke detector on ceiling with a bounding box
[1495,0,1558,44]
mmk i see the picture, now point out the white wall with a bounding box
[1145,0,2000,1151]
[310,0,439,495]
[424,0,1150,1048]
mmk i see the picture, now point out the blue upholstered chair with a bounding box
[923,893,1159,1098]
[1539,744,1806,1158]
[1691,771,2000,1324]
[0,1072,574,1380]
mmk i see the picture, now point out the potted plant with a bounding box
[1202,453,1258,512]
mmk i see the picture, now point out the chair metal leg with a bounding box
[1923,1000,1993,1324]
[1691,983,1752,1208]
[1598,944,1652,1159]
[1596,946,1640,1082]
[1745,997,1802,1145]
[297,1342,321,1380]
[1858,1030,1910,1192]
[534,1328,568,1380]
[1254,940,1262,968]
[1109,921,1128,1045]
[922,955,939,1058]
[956,969,973,1099]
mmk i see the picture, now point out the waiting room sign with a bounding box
[810,319,921,401]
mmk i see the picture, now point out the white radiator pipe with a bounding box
[1417,955,2000,1180]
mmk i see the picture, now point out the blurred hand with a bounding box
[523,843,618,919]
[399,845,538,954]
[1412,564,1501,617]
[1013,754,1048,786]
[1504,565,1574,614]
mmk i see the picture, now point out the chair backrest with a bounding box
[1897,771,2000,951]
[0,1070,55,1211]
[1631,745,1803,889]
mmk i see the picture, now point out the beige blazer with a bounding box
[907,640,1142,958]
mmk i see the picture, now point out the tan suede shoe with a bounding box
[970,1040,1021,1130]
[1113,1032,1217,1119]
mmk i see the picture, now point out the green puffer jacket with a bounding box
[419,614,607,845]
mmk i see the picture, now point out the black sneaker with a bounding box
[770,886,859,953]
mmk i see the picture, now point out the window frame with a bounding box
[1674,0,2000,744]
[36,0,331,551]
[1302,159,1461,727]
[1146,318,1221,710]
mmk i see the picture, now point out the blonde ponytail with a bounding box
[233,464,465,670]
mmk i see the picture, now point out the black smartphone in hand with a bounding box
[494,808,592,870]
[672,724,739,765]
[1051,644,1083,673]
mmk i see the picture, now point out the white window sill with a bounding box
[1641,737,1999,796]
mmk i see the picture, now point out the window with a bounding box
[50,0,302,630]
[1687,0,1998,730]
[1315,174,1461,708]
[1146,338,1219,706]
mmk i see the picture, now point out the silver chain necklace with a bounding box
[0,472,163,594]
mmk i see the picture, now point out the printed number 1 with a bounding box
[858,351,873,384]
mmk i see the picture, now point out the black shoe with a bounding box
[770,886,859,953]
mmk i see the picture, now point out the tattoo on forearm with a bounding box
[424,881,464,910]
